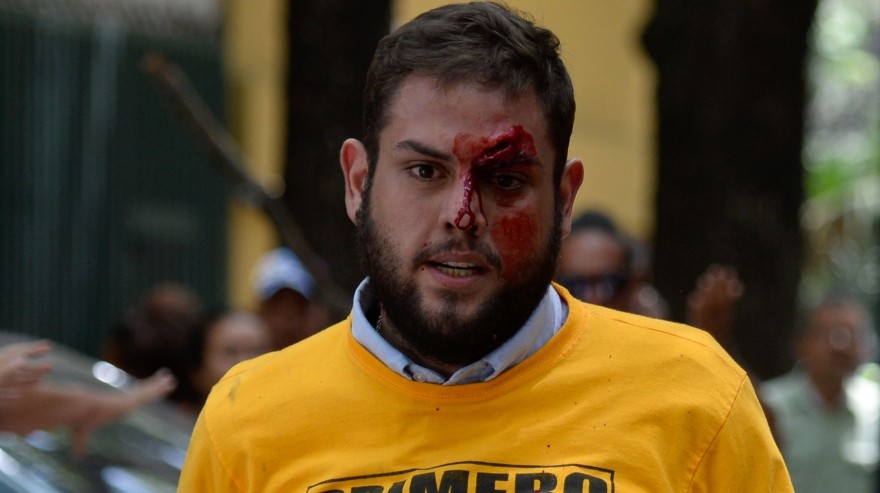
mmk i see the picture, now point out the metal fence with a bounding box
[0,6,227,357]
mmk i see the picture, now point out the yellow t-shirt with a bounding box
[178,286,791,492]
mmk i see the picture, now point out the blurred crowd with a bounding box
[0,245,329,455]
[101,246,330,419]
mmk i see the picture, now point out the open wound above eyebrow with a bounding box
[452,126,536,229]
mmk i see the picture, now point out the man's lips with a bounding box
[431,261,483,277]
[414,240,503,276]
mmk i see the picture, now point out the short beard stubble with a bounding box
[355,179,563,367]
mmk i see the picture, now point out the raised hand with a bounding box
[687,264,744,348]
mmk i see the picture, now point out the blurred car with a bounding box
[0,331,195,493]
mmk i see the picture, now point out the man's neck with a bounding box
[376,313,469,378]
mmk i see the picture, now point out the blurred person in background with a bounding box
[171,311,272,418]
[557,211,746,342]
[252,247,329,349]
[761,294,879,493]
[556,213,760,383]
[556,210,668,318]
[102,281,204,379]
[0,340,175,456]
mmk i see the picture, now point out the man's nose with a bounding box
[444,172,487,235]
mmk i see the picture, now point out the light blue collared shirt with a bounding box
[350,279,568,385]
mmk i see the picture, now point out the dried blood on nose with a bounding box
[451,126,536,230]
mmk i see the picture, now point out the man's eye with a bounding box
[408,164,439,180]
[494,174,522,190]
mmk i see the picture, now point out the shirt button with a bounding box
[414,374,426,382]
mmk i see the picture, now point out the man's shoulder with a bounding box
[558,286,727,362]
[583,303,732,358]
[568,302,747,387]
[203,319,352,411]
[560,302,762,434]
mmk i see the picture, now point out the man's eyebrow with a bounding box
[395,140,452,161]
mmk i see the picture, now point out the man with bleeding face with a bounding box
[343,78,571,374]
[178,3,793,492]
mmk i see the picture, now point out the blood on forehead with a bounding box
[450,125,537,229]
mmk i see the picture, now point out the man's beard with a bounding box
[355,187,563,367]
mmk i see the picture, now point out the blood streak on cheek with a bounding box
[493,211,538,276]
[451,125,536,230]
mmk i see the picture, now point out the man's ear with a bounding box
[559,158,584,238]
[340,138,369,225]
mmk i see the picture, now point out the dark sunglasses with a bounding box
[557,272,629,305]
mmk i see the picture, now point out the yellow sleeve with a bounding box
[177,409,241,493]
[688,377,793,492]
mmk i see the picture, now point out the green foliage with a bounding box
[802,0,880,305]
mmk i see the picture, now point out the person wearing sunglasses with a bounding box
[557,210,669,319]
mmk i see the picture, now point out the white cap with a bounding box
[252,247,316,301]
